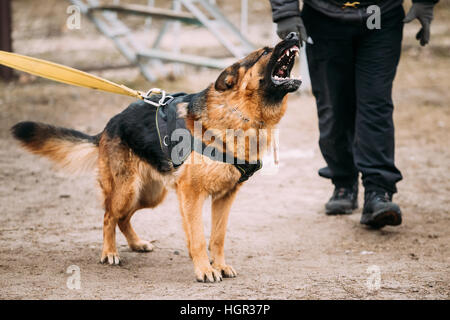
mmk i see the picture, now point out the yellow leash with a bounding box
[0,50,163,101]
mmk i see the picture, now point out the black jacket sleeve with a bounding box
[269,0,301,23]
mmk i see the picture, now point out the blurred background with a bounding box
[0,0,449,299]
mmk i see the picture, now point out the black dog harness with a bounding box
[152,91,262,184]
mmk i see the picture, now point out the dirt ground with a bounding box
[0,0,449,299]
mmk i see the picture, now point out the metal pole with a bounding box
[0,0,13,81]
[145,0,154,29]
[241,0,248,36]
[172,0,183,75]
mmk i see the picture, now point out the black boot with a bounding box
[360,190,402,228]
[325,183,358,215]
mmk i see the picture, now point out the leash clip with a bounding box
[143,88,174,106]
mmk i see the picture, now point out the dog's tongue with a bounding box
[277,69,284,77]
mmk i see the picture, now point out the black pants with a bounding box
[302,4,404,193]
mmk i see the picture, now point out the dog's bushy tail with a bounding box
[11,121,99,173]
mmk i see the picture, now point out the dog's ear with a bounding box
[215,63,240,91]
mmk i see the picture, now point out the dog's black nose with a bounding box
[285,32,299,41]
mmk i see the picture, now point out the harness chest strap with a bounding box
[155,94,263,184]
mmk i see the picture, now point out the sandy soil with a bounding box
[0,0,449,299]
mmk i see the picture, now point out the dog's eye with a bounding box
[262,50,269,56]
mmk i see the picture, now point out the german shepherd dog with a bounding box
[11,33,301,282]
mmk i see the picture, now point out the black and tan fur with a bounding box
[11,35,301,282]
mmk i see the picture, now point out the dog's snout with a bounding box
[285,32,298,41]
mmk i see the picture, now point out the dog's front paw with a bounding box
[212,263,237,278]
[100,251,120,265]
[195,264,223,283]
[130,240,154,252]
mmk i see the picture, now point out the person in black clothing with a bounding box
[270,0,438,228]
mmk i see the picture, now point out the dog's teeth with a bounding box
[286,50,290,57]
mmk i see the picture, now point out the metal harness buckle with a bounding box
[143,88,174,107]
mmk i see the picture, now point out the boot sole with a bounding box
[362,209,402,229]
[325,204,358,215]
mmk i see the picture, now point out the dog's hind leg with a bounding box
[120,176,168,252]
[100,168,143,265]
[118,214,154,253]
[102,183,143,264]
[209,189,239,278]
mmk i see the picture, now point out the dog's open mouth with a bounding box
[271,45,299,85]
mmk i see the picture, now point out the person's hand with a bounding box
[403,3,436,46]
[276,16,308,45]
